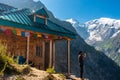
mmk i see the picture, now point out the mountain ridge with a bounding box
[67,17,120,67]
[67,17,120,43]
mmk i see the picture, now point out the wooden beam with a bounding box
[36,15,46,19]
[36,15,47,25]
[34,14,36,22]
[49,40,52,68]
[26,36,30,64]
[67,40,71,75]
[42,41,45,70]
[45,18,47,25]
[52,40,55,67]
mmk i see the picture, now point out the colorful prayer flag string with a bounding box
[5,29,12,35]
[0,27,60,40]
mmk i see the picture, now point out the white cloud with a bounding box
[66,18,77,24]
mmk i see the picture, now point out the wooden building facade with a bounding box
[0,3,76,74]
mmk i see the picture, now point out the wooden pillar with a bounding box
[42,41,45,70]
[67,39,71,75]
[26,36,30,64]
[52,40,55,67]
[49,40,53,67]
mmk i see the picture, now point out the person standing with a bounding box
[78,51,86,79]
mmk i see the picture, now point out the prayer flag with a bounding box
[0,28,6,32]
[34,34,38,38]
[43,34,51,40]
[21,31,25,37]
[37,34,42,37]
[0,28,5,33]
[25,32,30,37]
[58,36,63,39]
[5,29,12,35]
[52,35,58,39]
[12,30,16,35]
[16,30,21,36]
[30,32,34,37]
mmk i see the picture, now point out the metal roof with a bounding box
[0,9,33,25]
[0,3,76,39]
[0,3,17,14]
[35,7,49,18]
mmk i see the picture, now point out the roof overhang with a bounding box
[0,18,76,39]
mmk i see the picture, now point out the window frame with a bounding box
[36,44,42,57]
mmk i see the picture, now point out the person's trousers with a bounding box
[80,65,83,78]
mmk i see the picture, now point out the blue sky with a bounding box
[35,0,120,22]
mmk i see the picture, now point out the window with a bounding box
[36,45,42,57]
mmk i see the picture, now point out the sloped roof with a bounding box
[0,3,17,14]
[0,3,76,39]
[0,9,32,25]
[35,7,49,18]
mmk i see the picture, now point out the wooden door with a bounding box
[44,41,50,70]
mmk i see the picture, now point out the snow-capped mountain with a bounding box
[85,18,120,44]
[67,18,120,45]
[67,17,120,66]
[66,18,89,39]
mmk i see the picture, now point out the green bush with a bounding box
[0,42,15,76]
[46,66,56,74]
[0,41,31,76]
[0,42,13,76]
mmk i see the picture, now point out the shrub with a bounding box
[0,41,18,75]
[0,42,14,76]
[0,41,31,76]
[46,66,56,74]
